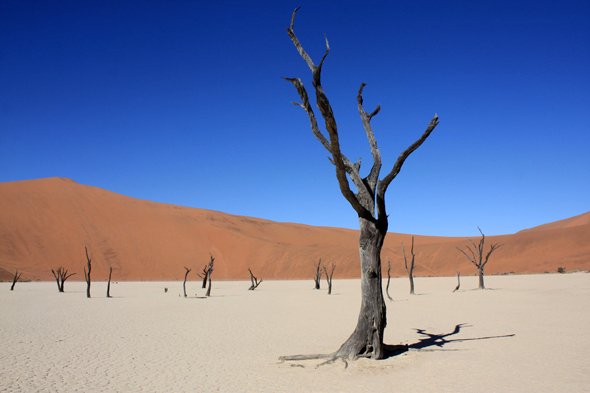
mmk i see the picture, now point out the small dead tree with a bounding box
[456,227,503,289]
[51,267,75,292]
[183,266,192,297]
[205,255,214,297]
[321,260,336,295]
[280,8,439,363]
[248,268,262,290]
[385,258,393,301]
[10,269,23,291]
[84,246,92,298]
[402,237,416,295]
[313,259,322,289]
[453,269,461,292]
[106,267,113,298]
[196,255,214,289]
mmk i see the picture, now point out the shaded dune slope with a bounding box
[1,178,588,281]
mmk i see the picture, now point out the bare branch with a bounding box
[376,114,439,221]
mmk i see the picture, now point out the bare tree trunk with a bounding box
[385,258,393,301]
[197,265,208,289]
[403,237,416,295]
[333,219,386,359]
[205,272,212,297]
[84,247,92,298]
[10,269,22,291]
[313,260,322,289]
[106,267,113,298]
[453,269,460,292]
[248,268,262,290]
[321,260,335,295]
[478,266,485,289]
[183,267,191,297]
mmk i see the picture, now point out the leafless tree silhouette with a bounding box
[456,228,503,289]
[10,269,23,291]
[52,267,75,292]
[280,8,439,363]
[83,247,92,298]
[248,268,262,290]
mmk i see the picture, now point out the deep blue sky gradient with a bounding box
[1,0,589,236]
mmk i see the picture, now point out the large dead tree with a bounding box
[84,247,92,298]
[51,266,75,292]
[456,227,503,289]
[313,259,322,289]
[10,269,23,291]
[321,260,336,295]
[402,237,416,295]
[183,266,192,297]
[280,8,439,363]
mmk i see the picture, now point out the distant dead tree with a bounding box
[456,227,503,289]
[51,267,75,292]
[385,258,393,301]
[10,269,23,291]
[280,8,439,363]
[453,269,460,292]
[248,268,262,290]
[106,267,113,298]
[321,260,336,295]
[205,255,214,297]
[197,255,214,289]
[183,266,192,297]
[402,237,416,295]
[312,259,322,289]
[84,246,92,298]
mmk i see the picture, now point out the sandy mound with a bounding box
[1,177,588,282]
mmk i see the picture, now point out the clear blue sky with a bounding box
[1,0,588,237]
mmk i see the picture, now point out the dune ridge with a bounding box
[1,177,588,282]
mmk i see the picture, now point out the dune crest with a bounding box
[1,177,588,281]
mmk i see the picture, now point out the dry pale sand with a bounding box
[1,273,589,392]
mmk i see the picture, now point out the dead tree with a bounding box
[10,269,23,291]
[248,268,262,290]
[321,260,336,295]
[205,255,214,297]
[456,227,503,289]
[313,259,322,289]
[51,267,76,292]
[183,266,192,297]
[453,269,461,292]
[280,8,439,363]
[385,258,393,301]
[106,267,113,298]
[84,246,91,298]
[196,255,214,289]
[402,237,416,295]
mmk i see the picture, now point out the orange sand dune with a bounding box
[1,177,588,282]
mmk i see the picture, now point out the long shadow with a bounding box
[383,323,515,359]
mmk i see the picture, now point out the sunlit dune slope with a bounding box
[1,178,588,281]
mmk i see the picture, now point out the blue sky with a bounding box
[1,0,588,237]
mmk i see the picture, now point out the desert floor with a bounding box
[1,273,589,392]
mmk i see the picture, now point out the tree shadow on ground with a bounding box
[383,323,515,359]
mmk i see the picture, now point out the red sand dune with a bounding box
[1,177,588,282]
